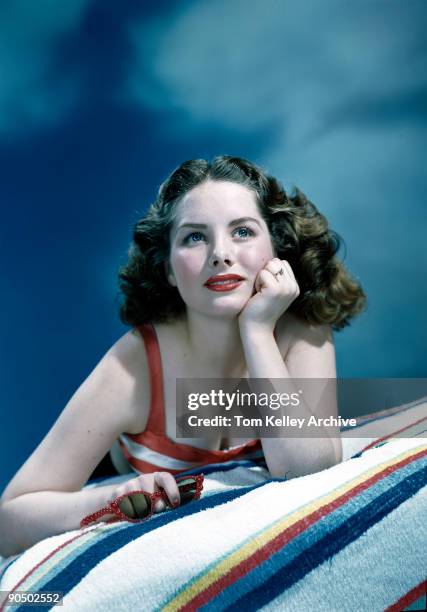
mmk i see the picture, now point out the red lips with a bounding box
[204,274,244,286]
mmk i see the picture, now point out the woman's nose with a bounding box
[209,251,232,267]
[208,236,234,267]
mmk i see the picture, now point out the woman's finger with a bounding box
[281,260,295,281]
[264,259,288,282]
[255,269,271,292]
[136,472,163,513]
[154,472,181,508]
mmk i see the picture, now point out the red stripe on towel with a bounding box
[360,416,427,454]
[180,448,427,611]
[0,531,89,612]
[385,579,427,612]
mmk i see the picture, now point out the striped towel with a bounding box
[1,400,426,612]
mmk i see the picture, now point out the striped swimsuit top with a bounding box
[117,323,265,476]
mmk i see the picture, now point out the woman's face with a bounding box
[167,180,276,319]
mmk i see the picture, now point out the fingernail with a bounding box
[172,498,180,508]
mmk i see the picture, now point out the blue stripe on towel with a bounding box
[223,464,427,612]
[87,457,268,484]
[14,524,130,611]
[198,453,427,612]
[26,478,282,606]
[179,458,269,477]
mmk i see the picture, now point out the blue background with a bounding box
[1,0,426,492]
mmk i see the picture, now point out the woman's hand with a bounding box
[96,472,181,523]
[238,258,300,334]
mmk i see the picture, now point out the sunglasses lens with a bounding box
[178,478,198,504]
[118,493,150,519]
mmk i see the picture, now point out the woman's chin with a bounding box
[184,291,251,319]
[208,301,248,319]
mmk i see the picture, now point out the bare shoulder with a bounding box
[276,312,336,378]
[109,319,186,432]
[107,328,151,434]
[277,312,333,349]
[276,312,334,358]
[108,327,148,371]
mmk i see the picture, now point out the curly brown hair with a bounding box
[118,155,366,331]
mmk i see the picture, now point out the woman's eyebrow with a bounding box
[175,216,262,234]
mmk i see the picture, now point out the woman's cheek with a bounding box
[173,251,203,285]
[241,250,270,272]
[241,247,272,295]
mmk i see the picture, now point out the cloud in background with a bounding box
[125,0,426,206]
[0,0,89,136]
[125,0,427,374]
[0,1,426,491]
[0,0,425,379]
[126,1,426,138]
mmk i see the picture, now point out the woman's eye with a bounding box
[234,226,254,238]
[182,227,254,245]
[183,231,205,244]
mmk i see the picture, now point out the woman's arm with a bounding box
[0,483,120,558]
[240,317,341,479]
[0,331,146,557]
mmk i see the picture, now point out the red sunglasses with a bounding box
[80,474,204,528]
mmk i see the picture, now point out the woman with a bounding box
[0,156,365,557]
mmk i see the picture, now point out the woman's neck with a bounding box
[177,312,247,378]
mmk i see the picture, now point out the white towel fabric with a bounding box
[0,398,425,612]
